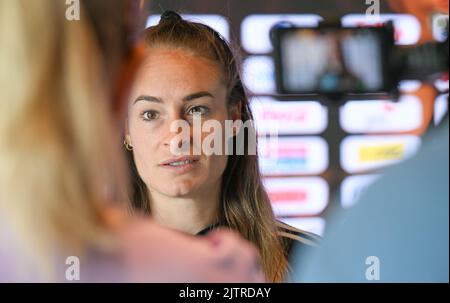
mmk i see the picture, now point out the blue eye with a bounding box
[188,106,210,116]
[142,110,160,121]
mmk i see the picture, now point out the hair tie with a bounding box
[160,11,182,23]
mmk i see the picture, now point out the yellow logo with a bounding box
[359,144,405,162]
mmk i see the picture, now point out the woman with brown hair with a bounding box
[0,0,263,282]
[125,11,320,282]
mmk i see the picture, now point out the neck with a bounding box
[148,182,221,235]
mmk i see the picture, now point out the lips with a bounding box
[158,155,200,174]
[159,155,201,167]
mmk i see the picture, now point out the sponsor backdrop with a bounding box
[147,0,449,236]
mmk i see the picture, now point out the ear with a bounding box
[125,134,132,144]
[124,119,132,144]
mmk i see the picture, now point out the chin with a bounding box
[163,180,199,197]
[166,188,193,197]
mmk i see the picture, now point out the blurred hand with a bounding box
[203,228,265,283]
[118,218,265,282]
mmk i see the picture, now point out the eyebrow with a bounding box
[133,91,214,104]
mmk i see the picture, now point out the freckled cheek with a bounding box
[129,126,162,162]
[204,155,228,179]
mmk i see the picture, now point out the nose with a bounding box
[162,114,192,155]
[163,132,190,151]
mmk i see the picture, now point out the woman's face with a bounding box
[127,48,233,198]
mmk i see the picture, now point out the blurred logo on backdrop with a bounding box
[263,177,329,217]
[340,135,421,173]
[359,144,405,162]
[243,56,276,94]
[258,137,328,176]
[339,95,423,133]
[250,97,328,135]
[241,14,323,54]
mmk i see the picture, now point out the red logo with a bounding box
[269,191,308,203]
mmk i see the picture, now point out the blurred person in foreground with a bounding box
[0,0,263,282]
[290,0,449,283]
[291,118,448,282]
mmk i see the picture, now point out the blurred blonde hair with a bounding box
[0,0,129,280]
